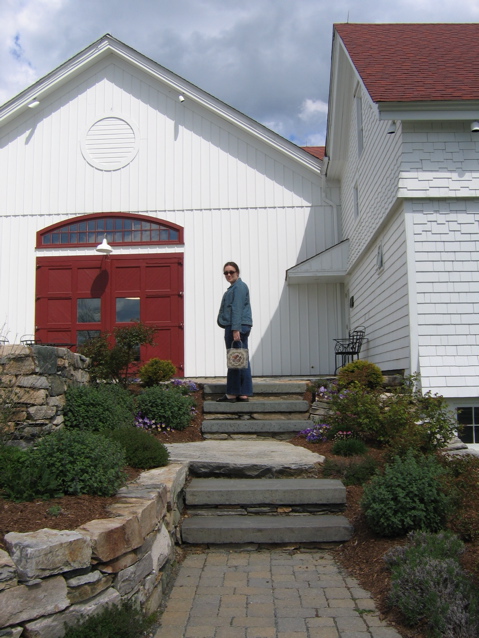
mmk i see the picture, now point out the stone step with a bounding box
[185,478,346,506]
[201,420,308,435]
[181,514,353,544]
[203,400,310,414]
[165,440,324,478]
[203,381,308,395]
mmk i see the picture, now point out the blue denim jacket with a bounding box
[217,278,253,331]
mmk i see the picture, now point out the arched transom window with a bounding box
[38,213,183,248]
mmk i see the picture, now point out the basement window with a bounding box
[457,407,479,444]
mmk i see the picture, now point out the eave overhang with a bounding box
[286,240,349,284]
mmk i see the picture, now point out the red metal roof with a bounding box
[335,23,479,103]
[302,146,325,159]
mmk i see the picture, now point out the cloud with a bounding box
[1,0,479,144]
[299,99,328,121]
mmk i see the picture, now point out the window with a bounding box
[376,244,384,271]
[353,184,359,218]
[457,407,479,444]
[38,213,182,248]
[355,91,364,156]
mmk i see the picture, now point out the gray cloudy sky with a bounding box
[1,0,479,146]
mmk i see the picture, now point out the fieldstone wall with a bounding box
[0,345,90,447]
[0,463,188,638]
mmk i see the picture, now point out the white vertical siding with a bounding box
[340,85,402,267]
[346,208,410,372]
[0,55,341,376]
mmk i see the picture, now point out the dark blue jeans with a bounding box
[224,326,253,396]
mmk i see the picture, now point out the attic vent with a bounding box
[81,116,139,170]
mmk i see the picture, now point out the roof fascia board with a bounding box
[0,35,321,174]
[326,33,374,177]
[378,101,479,121]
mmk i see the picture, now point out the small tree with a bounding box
[79,322,156,386]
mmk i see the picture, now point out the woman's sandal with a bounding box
[236,396,249,402]
[216,395,237,403]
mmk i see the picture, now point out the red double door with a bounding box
[35,254,184,374]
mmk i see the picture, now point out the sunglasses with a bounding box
[224,270,236,275]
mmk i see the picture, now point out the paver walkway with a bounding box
[154,548,402,638]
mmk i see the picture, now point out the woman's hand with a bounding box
[233,330,241,341]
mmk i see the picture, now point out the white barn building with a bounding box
[1,24,479,439]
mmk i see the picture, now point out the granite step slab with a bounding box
[201,420,308,434]
[203,400,309,414]
[185,478,346,506]
[165,440,324,477]
[203,381,308,395]
[181,514,353,544]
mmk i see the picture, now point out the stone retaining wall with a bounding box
[0,463,188,638]
[0,345,90,447]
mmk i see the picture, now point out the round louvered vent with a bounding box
[81,116,139,170]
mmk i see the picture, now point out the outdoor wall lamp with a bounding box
[471,121,479,133]
[387,120,396,135]
[27,98,40,108]
[95,235,113,255]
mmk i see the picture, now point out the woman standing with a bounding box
[216,262,253,402]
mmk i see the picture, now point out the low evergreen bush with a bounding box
[438,454,479,541]
[322,456,379,486]
[0,430,126,500]
[107,426,169,469]
[136,385,195,431]
[64,384,135,432]
[139,358,177,386]
[385,531,479,637]
[337,359,384,389]
[361,451,450,537]
[63,600,151,638]
[332,438,367,456]
[32,429,127,497]
[0,443,61,501]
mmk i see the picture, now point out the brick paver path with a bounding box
[154,549,402,638]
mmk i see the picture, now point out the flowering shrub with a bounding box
[136,384,196,431]
[135,412,170,434]
[299,422,330,442]
[171,379,199,395]
[306,375,457,456]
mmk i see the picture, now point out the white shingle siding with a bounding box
[400,122,479,198]
[411,200,479,397]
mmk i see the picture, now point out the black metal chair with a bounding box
[334,326,366,373]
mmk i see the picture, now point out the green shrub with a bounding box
[63,600,151,638]
[332,438,368,456]
[139,358,177,386]
[79,322,157,386]
[385,532,479,636]
[323,456,379,486]
[381,375,458,456]
[136,385,195,431]
[0,444,61,501]
[361,451,450,537]
[107,426,169,469]
[64,384,135,432]
[438,454,479,541]
[0,431,126,500]
[338,360,383,389]
[33,429,126,497]
[317,383,383,442]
